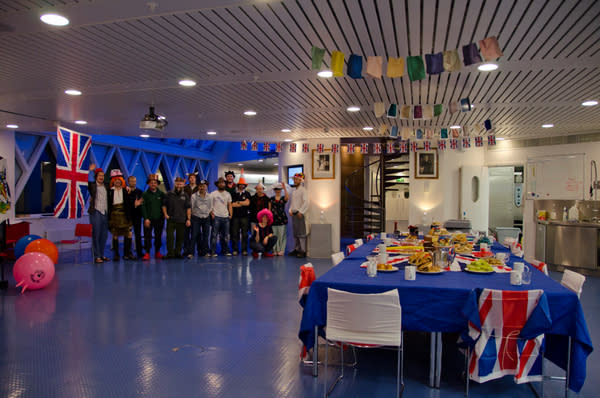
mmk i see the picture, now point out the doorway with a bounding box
[488,166,524,232]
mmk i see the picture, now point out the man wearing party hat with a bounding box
[107,169,136,261]
[231,169,251,256]
[288,172,308,258]
[141,173,166,260]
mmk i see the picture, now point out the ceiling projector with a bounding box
[140,106,167,131]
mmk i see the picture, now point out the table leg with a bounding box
[312,325,318,377]
[429,333,435,387]
[429,332,442,388]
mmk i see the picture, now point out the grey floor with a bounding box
[0,247,597,397]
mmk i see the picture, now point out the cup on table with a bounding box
[366,255,377,277]
[405,265,416,281]
[513,262,525,273]
[510,270,522,285]
[480,243,489,251]
[495,252,507,263]
[380,232,387,240]
[521,265,531,285]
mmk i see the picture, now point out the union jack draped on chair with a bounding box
[54,127,91,219]
[462,288,552,385]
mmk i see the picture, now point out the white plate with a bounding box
[377,266,399,272]
[464,268,495,274]
[416,269,445,274]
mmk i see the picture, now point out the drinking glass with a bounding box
[521,266,531,285]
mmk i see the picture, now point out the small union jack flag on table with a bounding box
[331,143,339,153]
[54,126,91,219]
[438,140,446,150]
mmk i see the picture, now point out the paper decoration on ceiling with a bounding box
[401,128,411,140]
[407,56,426,81]
[479,37,503,61]
[379,124,388,135]
[425,52,444,75]
[387,104,397,118]
[413,105,423,119]
[449,101,459,114]
[438,140,446,150]
[423,105,434,119]
[374,102,385,117]
[443,49,461,72]
[484,119,492,130]
[390,126,399,137]
[460,97,471,112]
[366,56,383,78]
[348,54,363,79]
[434,104,443,116]
[331,51,344,77]
[416,128,423,139]
[440,128,448,139]
[400,105,411,119]
[387,57,405,77]
[425,128,434,139]
[311,46,325,70]
[462,43,482,66]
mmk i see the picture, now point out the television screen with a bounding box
[287,165,303,186]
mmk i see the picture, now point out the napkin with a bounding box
[446,260,462,272]
[360,256,408,268]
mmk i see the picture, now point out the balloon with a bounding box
[13,252,56,293]
[25,238,59,264]
[14,235,42,259]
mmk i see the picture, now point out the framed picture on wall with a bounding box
[312,150,335,179]
[415,149,438,179]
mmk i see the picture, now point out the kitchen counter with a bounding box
[538,220,600,228]
[537,221,600,269]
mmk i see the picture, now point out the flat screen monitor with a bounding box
[287,165,303,186]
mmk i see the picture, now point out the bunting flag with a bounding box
[317,143,324,153]
[425,128,434,139]
[311,46,325,70]
[241,140,248,151]
[276,142,282,152]
[424,140,431,151]
[440,128,449,139]
[479,36,503,61]
[416,129,423,139]
[449,101,459,114]
[434,104,443,116]
[410,141,418,152]
[379,124,388,135]
[401,127,412,140]
[414,105,423,119]
[475,136,484,147]
[374,143,382,154]
[488,135,496,146]
[331,51,345,77]
[331,143,339,153]
[366,56,383,79]
[289,143,297,152]
[407,55,426,81]
[400,105,411,119]
[452,128,461,138]
[460,97,472,112]
[450,139,458,149]
[347,143,355,153]
[443,49,461,72]
[387,142,395,154]
[423,105,434,119]
[348,54,363,79]
[374,102,385,117]
[360,143,369,154]
[463,43,483,66]
[400,141,408,153]
[387,103,398,118]
[485,119,492,130]
[263,142,270,151]
[387,57,404,78]
[462,126,470,137]
[302,143,310,153]
[463,137,471,148]
[390,125,399,137]
[251,141,258,151]
[426,52,444,74]
[438,140,447,150]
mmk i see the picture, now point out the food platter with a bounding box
[416,269,445,275]
[464,268,495,274]
[378,266,399,272]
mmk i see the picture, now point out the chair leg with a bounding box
[398,331,405,397]
[324,340,344,398]
[465,346,470,397]
[565,337,571,398]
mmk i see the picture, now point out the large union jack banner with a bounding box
[54,127,91,219]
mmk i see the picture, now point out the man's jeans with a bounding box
[211,216,230,255]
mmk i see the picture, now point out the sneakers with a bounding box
[242,251,248,256]
[204,253,211,257]
[296,251,307,258]
[232,251,238,256]
[287,250,298,256]
[142,253,150,260]
[187,254,193,259]
[211,252,218,257]
[264,252,274,257]
[155,252,163,259]
[225,252,232,256]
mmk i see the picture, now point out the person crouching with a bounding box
[250,208,277,258]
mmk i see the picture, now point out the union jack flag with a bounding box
[289,143,297,152]
[241,140,248,151]
[374,143,382,154]
[410,141,418,152]
[399,141,408,153]
[450,139,458,149]
[488,135,496,146]
[276,142,282,152]
[360,143,369,154]
[463,289,550,385]
[386,142,395,154]
[347,143,355,153]
[251,141,258,151]
[331,143,339,153]
[54,127,91,219]
[463,137,471,148]
[475,136,483,147]
[302,143,310,153]
[317,143,324,153]
[263,142,270,151]
[424,140,431,151]
[438,140,446,150]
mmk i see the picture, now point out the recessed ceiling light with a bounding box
[450,125,461,129]
[542,124,554,128]
[582,100,598,106]
[244,110,257,116]
[317,70,333,78]
[178,79,196,87]
[207,131,217,135]
[478,63,498,71]
[281,129,291,133]
[6,124,18,129]
[237,163,243,166]
[346,106,360,112]
[496,137,506,141]
[140,134,150,138]
[75,120,87,125]
[40,13,69,26]
[284,139,292,142]
[258,159,263,162]
[362,126,374,131]
[65,89,82,96]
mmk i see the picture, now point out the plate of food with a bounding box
[377,264,399,272]
[409,252,444,274]
[416,266,445,274]
[464,259,495,274]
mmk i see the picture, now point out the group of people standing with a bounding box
[87,165,309,263]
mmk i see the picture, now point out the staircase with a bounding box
[342,145,409,238]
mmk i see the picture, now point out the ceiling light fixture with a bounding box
[258,159,263,162]
[6,124,18,129]
[178,79,196,87]
[75,120,87,125]
[582,100,598,107]
[281,129,291,133]
[284,139,292,142]
[40,13,69,26]
[362,126,374,131]
[450,125,461,129]
[542,124,554,128]
[237,163,243,166]
[346,106,360,112]
[317,70,333,78]
[244,110,257,116]
[140,134,150,138]
[207,131,217,135]
[496,137,506,141]
[65,89,82,96]
[478,63,498,71]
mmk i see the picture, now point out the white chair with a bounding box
[331,252,344,266]
[354,238,363,247]
[560,269,585,298]
[324,288,404,397]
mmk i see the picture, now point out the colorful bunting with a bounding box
[460,97,471,112]
[424,140,431,151]
[374,143,382,154]
[374,102,385,117]
[407,55,426,81]
[449,101,459,114]
[425,128,434,139]
[379,124,388,135]
[488,135,496,146]
[241,140,248,151]
[387,142,395,154]
[443,49,461,72]
[289,143,297,153]
[400,105,411,119]
[366,56,382,79]
[401,128,412,140]
[302,143,310,153]
[426,52,444,74]
[438,140,446,150]
[410,141,418,152]
[440,128,448,139]
[475,136,483,147]
[251,141,258,151]
[462,43,482,66]
[347,143,355,153]
[479,36,503,61]
[387,104,398,118]
[416,129,423,139]
[390,126,399,137]
[311,46,325,70]
[450,139,458,149]
[360,143,369,154]
[423,105,434,120]
[317,143,324,153]
[331,51,344,77]
[386,57,405,78]
[263,142,270,151]
[332,143,339,153]
[463,137,471,148]
[434,104,443,116]
[400,141,408,153]
[348,54,363,79]
[484,119,492,130]
[414,105,423,119]
[276,142,282,152]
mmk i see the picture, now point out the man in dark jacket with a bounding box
[88,163,109,263]
[230,176,251,256]
[141,174,166,260]
[162,177,191,258]
[183,172,199,258]
[127,175,144,259]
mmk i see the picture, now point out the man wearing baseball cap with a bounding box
[162,177,191,259]
[141,173,166,260]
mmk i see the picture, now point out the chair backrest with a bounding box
[331,251,344,266]
[326,288,401,346]
[354,238,363,247]
[366,234,375,241]
[561,269,585,298]
[525,257,548,276]
[75,223,93,238]
[477,289,544,333]
[345,244,356,256]
[298,263,315,300]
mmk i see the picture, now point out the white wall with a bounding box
[278,139,341,254]
[0,131,15,222]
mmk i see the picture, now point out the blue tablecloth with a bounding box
[298,240,593,392]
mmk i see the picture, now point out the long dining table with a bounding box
[298,238,593,393]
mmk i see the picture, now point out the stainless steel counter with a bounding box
[540,221,600,269]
